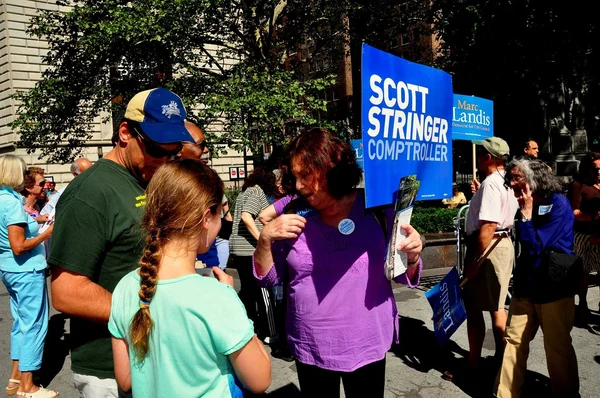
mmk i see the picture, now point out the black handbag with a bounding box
[531,251,583,304]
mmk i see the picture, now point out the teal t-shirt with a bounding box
[0,186,46,272]
[108,270,254,398]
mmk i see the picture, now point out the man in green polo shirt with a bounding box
[48,88,194,397]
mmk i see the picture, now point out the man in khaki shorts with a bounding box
[463,137,518,371]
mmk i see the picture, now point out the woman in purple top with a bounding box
[253,128,423,398]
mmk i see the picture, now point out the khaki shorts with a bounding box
[463,235,514,312]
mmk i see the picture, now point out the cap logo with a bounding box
[161,101,181,119]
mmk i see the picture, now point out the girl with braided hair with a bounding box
[108,159,271,397]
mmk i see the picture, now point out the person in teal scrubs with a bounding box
[0,155,56,397]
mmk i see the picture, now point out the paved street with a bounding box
[1,268,599,397]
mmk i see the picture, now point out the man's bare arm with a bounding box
[51,267,112,324]
[477,221,498,259]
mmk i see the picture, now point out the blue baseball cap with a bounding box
[124,88,194,144]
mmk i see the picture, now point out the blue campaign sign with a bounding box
[425,267,467,346]
[350,139,364,169]
[361,44,453,208]
[452,94,494,141]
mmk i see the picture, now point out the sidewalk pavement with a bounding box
[1,267,599,397]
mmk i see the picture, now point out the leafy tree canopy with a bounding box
[12,0,443,163]
[13,0,342,162]
[432,0,600,149]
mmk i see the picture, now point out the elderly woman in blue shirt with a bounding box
[0,155,56,397]
[495,158,579,398]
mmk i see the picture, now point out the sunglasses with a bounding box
[131,125,182,159]
[196,140,207,151]
[184,140,207,151]
[38,180,47,188]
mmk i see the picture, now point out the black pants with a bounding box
[296,358,386,398]
[233,255,276,338]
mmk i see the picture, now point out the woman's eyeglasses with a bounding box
[131,125,182,159]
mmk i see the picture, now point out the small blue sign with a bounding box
[350,139,364,169]
[361,44,454,208]
[452,94,494,141]
[425,267,467,346]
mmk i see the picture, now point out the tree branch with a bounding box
[228,22,264,61]
[199,45,227,74]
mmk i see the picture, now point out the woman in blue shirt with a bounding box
[0,155,56,398]
[495,158,579,397]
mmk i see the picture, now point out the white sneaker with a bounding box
[16,386,58,398]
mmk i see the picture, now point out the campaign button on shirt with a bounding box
[338,218,355,235]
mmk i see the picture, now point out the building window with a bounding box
[325,87,339,102]
[312,59,325,71]
[401,32,410,46]
[300,47,309,60]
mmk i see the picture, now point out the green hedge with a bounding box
[225,187,241,212]
[410,207,459,234]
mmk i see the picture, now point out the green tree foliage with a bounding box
[225,186,241,212]
[12,0,337,162]
[204,66,333,151]
[432,0,599,150]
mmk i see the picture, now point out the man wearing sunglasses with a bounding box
[47,88,194,397]
[179,122,233,270]
[179,121,210,164]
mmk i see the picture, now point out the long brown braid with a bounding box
[129,158,224,360]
